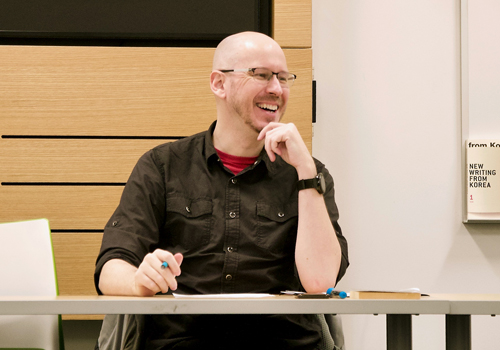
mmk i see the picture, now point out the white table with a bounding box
[1,294,499,350]
[441,294,500,350]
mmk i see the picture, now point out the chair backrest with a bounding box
[0,219,63,350]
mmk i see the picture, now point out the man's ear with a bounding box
[210,70,226,99]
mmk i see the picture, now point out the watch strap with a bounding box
[296,178,317,191]
[297,172,325,194]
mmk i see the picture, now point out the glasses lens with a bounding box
[251,68,295,87]
[278,72,295,87]
[252,68,272,82]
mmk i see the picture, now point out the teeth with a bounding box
[257,103,278,111]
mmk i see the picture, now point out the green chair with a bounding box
[0,219,64,350]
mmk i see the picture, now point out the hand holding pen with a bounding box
[134,249,183,296]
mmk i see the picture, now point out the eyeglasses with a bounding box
[219,67,297,88]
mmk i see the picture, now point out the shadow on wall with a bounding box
[466,223,500,262]
[437,223,500,290]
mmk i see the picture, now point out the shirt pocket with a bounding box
[165,196,213,250]
[256,201,298,254]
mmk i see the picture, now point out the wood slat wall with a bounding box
[51,232,105,320]
[274,0,312,48]
[0,1,312,319]
[0,47,311,137]
[0,186,123,230]
[0,139,170,183]
[52,233,103,295]
[0,47,214,136]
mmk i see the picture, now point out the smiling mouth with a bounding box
[257,103,278,112]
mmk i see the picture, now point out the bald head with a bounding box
[212,31,287,71]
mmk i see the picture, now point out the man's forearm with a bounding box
[295,189,342,293]
[99,259,138,296]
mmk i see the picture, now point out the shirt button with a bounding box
[278,212,285,218]
[225,274,233,281]
[231,178,237,184]
[229,212,236,219]
[227,246,234,253]
[112,221,118,227]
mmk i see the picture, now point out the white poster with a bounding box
[466,140,500,221]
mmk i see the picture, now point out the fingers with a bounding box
[257,123,284,161]
[134,249,183,296]
[174,252,184,266]
[258,123,307,165]
[156,250,182,277]
[266,132,286,162]
[257,122,281,141]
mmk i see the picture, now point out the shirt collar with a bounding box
[204,121,279,175]
[204,121,219,163]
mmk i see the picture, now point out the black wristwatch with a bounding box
[296,173,325,194]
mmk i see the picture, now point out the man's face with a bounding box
[225,56,290,134]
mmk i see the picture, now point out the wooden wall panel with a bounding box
[274,0,312,48]
[0,47,311,141]
[0,46,215,137]
[0,187,122,230]
[52,232,102,295]
[52,232,104,320]
[284,49,313,150]
[0,139,171,183]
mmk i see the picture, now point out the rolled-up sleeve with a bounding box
[315,159,349,284]
[94,150,166,294]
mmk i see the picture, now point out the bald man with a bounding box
[95,31,349,350]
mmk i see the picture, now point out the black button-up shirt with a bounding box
[95,122,349,349]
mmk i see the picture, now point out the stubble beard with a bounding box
[229,95,286,134]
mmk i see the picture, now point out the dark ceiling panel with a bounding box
[0,0,271,46]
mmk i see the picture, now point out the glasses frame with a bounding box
[219,67,297,87]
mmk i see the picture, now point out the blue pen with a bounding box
[327,287,347,299]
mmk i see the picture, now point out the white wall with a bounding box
[312,0,500,349]
[468,0,500,136]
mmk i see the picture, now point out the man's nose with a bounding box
[266,74,283,95]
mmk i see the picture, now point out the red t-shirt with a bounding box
[215,148,258,175]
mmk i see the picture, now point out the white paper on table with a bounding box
[172,293,275,298]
